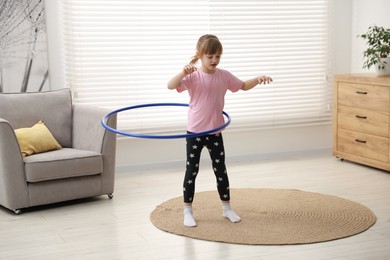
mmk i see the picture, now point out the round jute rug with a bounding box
[150,188,376,245]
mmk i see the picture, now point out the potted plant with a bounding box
[359,25,390,76]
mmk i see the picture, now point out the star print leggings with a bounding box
[183,132,230,203]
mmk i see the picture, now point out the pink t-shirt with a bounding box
[177,68,243,133]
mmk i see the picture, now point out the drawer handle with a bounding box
[356,91,367,95]
[355,139,367,144]
[355,115,367,119]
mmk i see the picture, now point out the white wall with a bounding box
[351,0,390,73]
[330,0,352,74]
[115,125,333,172]
[45,0,64,90]
[45,0,388,171]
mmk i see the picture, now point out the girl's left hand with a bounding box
[257,76,273,85]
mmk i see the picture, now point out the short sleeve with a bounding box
[176,74,191,93]
[224,70,243,93]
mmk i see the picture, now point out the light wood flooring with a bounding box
[0,150,389,260]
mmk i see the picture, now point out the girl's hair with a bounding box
[189,34,223,65]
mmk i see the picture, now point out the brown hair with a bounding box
[189,34,223,65]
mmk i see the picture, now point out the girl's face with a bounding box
[198,52,221,74]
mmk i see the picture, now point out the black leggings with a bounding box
[183,132,230,203]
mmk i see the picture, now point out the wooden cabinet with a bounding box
[333,74,390,171]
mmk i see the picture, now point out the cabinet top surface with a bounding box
[335,74,390,85]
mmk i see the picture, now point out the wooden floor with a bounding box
[0,150,389,260]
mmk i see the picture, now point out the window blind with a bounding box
[60,0,331,135]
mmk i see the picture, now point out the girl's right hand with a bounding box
[183,64,197,75]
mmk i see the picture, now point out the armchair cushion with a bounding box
[0,89,72,147]
[24,148,103,182]
[15,120,62,157]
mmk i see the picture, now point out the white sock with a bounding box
[183,206,197,227]
[223,203,241,223]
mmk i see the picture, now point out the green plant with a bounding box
[359,25,390,70]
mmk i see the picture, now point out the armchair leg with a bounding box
[107,193,114,199]
[14,209,22,215]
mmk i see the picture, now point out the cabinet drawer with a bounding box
[338,105,389,137]
[337,128,389,162]
[338,82,389,111]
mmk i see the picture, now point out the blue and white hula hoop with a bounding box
[101,103,231,139]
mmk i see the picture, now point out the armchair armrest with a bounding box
[0,118,29,210]
[72,104,116,152]
[72,105,117,194]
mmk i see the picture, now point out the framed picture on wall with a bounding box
[0,0,49,93]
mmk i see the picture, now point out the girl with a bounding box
[167,34,272,227]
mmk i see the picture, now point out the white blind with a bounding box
[60,0,331,135]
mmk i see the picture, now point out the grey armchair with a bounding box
[0,88,117,214]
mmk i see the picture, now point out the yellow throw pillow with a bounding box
[14,120,62,157]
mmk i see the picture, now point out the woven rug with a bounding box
[150,188,376,245]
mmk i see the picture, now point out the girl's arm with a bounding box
[167,65,197,90]
[241,76,273,91]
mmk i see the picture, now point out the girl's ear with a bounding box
[196,51,201,58]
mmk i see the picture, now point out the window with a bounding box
[60,0,331,135]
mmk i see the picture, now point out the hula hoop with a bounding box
[101,103,231,139]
